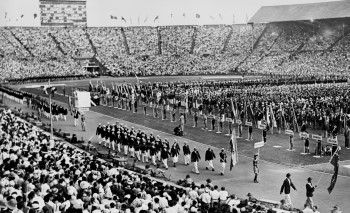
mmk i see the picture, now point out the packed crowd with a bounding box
[1,21,349,80]
[0,108,306,213]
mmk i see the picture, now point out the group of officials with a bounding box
[95,122,229,175]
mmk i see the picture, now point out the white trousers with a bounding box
[207,160,214,169]
[184,154,190,165]
[221,162,226,174]
[162,159,168,169]
[192,162,199,173]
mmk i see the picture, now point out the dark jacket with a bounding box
[191,150,201,162]
[306,183,315,197]
[280,178,296,194]
[205,149,216,161]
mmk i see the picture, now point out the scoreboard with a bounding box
[40,0,87,26]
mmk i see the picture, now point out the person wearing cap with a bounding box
[305,177,317,209]
[161,147,170,170]
[183,141,191,166]
[253,154,259,183]
[96,123,103,143]
[170,140,180,167]
[191,147,201,174]
[205,147,216,171]
[219,148,227,175]
[280,173,297,207]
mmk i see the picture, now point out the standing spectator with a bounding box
[179,113,185,133]
[280,173,297,208]
[191,147,201,174]
[253,154,259,183]
[205,147,216,171]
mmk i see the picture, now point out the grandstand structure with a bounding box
[0,1,349,81]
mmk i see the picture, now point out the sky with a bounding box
[0,0,345,27]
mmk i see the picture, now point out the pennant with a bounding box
[110,15,117,20]
[233,13,235,23]
[4,12,7,19]
[144,16,148,23]
[196,14,200,19]
[209,15,215,20]
[183,13,186,17]
[219,13,223,20]
[34,13,37,19]
[154,16,159,23]
[121,17,126,23]
[327,147,340,194]
[230,128,238,170]
[20,14,24,18]
[230,98,237,119]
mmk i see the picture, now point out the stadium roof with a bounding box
[249,1,350,24]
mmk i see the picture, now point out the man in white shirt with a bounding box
[210,185,220,206]
[302,204,313,213]
[199,189,211,210]
[219,187,228,206]
[188,185,199,201]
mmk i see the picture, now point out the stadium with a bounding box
[0,0,350,212]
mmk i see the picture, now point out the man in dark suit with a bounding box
[280,173,297,207]
[305,177,316,208]
[191,147,201,174]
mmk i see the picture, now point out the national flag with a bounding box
[219,13,223,20]
[327,146,340,194]
[229,128,238,170]
[183,13,186,17]
[89,80,93,92]
[196,14,200,19]
[232,13,235,23]
[20,14,24,18]
[138,16,140,24]
[121,17,126,23]
[144,16,148,23]
[110,15,117,20]
[209,15,215,20]
[34,13,37,19]
[170,13,173,18]
[154,16,159,23]
[4,12,7,19]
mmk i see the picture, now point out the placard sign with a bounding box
[258,124,266,130]
[179,109,184,113]
[254,141,265,149]
[226,118,233,122]
[285,130,294,135]
[208,115,215,119]
[245,121,252,126]
[327,138,338,144]
[236,119,242,125]
[312,134,322,141]
[300,132,309,138]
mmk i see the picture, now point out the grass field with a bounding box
[19,76,350,169]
